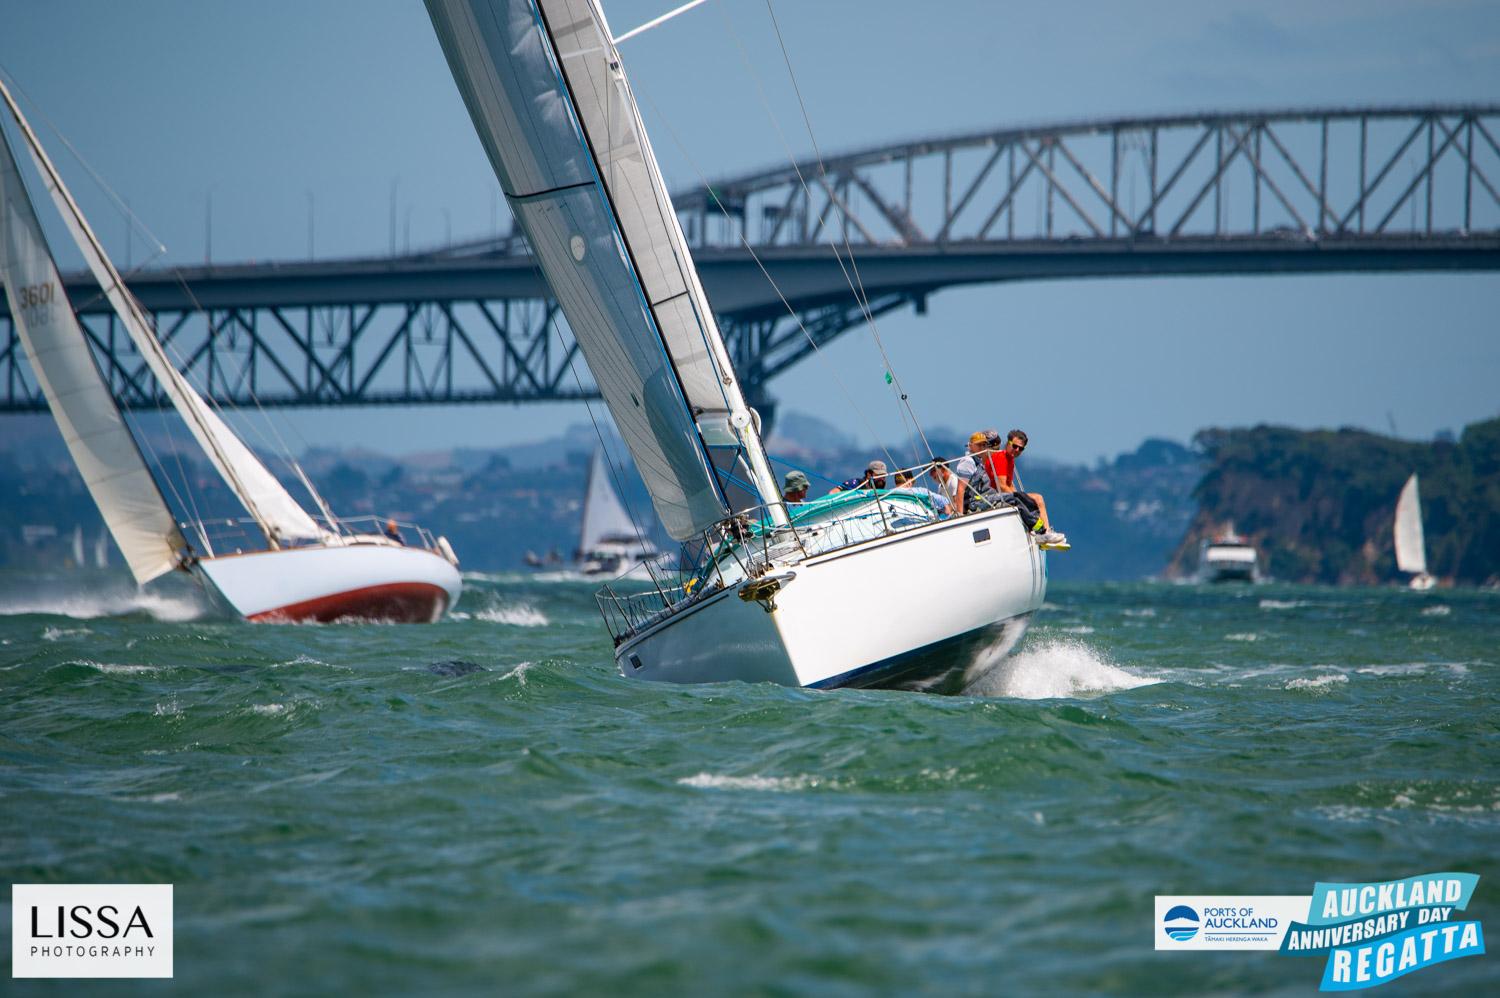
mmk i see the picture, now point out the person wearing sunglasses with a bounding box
[988,430,1065,547]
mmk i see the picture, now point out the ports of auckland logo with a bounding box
[1163,905,1200,942]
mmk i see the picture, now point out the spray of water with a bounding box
[969,638,1160,699]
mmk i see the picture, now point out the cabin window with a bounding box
[972,529,991,544]
[628,654,644,671]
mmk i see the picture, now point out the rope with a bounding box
[758,0,936,467]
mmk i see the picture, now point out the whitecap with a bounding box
[968,638,1160,699]
[0,591,204,622]
[1057,625,1096,635]
[1286,674,1348,690]
[1225,632,1259,642]
[1122,607,1156,618]
[1421,605,1451,617]
[1259,599,1307,610]
[42,625,90,641]
[678,772,827,792]
[250,703,288,716]
[76,660,159,675]
[477,604,548,626]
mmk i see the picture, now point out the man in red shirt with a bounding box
[984,429,1065,546]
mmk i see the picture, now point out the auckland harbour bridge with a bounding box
[4,105,1500,423]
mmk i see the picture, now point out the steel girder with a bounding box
[4,106,1500,414]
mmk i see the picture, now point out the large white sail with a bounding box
[426,0,784,539]
[2,85,325,545]
[1394,472,1427,575]
[579,449,639,553]
[0,105,185,584]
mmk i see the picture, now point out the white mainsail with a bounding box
[1394,472,1427,575]
[0,98,185,583]
[1,82,325,545]
[579,449,640,554]
[425,0,785,540]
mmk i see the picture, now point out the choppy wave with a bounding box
[0,589,205,622]
[969,638,1160,699]
[474,604,549,626]
[678,772,831,792]
[1286,673,1349,690]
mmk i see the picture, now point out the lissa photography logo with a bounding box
[11,884,173,979]
[1158,871,1485,991]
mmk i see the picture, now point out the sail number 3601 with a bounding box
[18,282,55,308]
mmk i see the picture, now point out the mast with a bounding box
[426,0,787,538]
[0,79,324,548]
[0,83,187,584]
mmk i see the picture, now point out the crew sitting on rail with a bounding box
[383,518,405,545]
[893,469,950,517]
[831,460,887,493]
[967,430,1067,546]
[782,470,810,504]
[928,458,966,517]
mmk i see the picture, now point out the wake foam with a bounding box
[969,638,1160,699]
[0,589,204,622]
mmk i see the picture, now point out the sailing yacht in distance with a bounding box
[575,449,665,576]
[0,77,462,622]
[426,0,1046,691]
[1394,473,1436,590]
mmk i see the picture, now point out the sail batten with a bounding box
[0,88,185,584]
[427,0,784,539]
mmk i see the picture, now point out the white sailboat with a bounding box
[0,78,462,622]
[1394,473,1435,590]
[575,449,665,576]
[426,0,1045,691]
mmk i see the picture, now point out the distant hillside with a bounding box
[0,410,1201,579]
[1167,418,1500,586]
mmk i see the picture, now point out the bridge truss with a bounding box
[4,106,1499,416]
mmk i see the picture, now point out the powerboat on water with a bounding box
[1197,524,1260,583]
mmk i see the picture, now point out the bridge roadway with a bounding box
[4,105,1500,414]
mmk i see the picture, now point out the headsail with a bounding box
[425,0,785,539]
[1,82,325,545]
[0,91,186,584]
[1394,472,1427,575]
[579,449,639,554]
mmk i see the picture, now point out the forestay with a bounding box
[1394,472,1427,575]
[0,99,185,584]
[426,0,783,540]
[6,86,326,545]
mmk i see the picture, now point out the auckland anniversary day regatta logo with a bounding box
[1157,871,1485,990]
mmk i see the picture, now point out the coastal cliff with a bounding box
[1167,418,1500,586]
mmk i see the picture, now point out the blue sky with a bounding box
[3,0,1499,467]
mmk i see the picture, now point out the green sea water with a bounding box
[1,571,1496,995]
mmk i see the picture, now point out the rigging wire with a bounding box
[756,0,935,466]
[634,86,901,482]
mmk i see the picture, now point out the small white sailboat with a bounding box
[426,0,1045,691]
[1394,473,1435,590]
[574,449,666,576]
[0,78,462,622]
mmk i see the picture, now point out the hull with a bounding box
[196,544,462,623]
[615,507,1045,693]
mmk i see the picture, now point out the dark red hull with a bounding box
[247,581,450,623]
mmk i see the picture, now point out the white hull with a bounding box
[615,507,1045,693]
[195,543,462,622]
